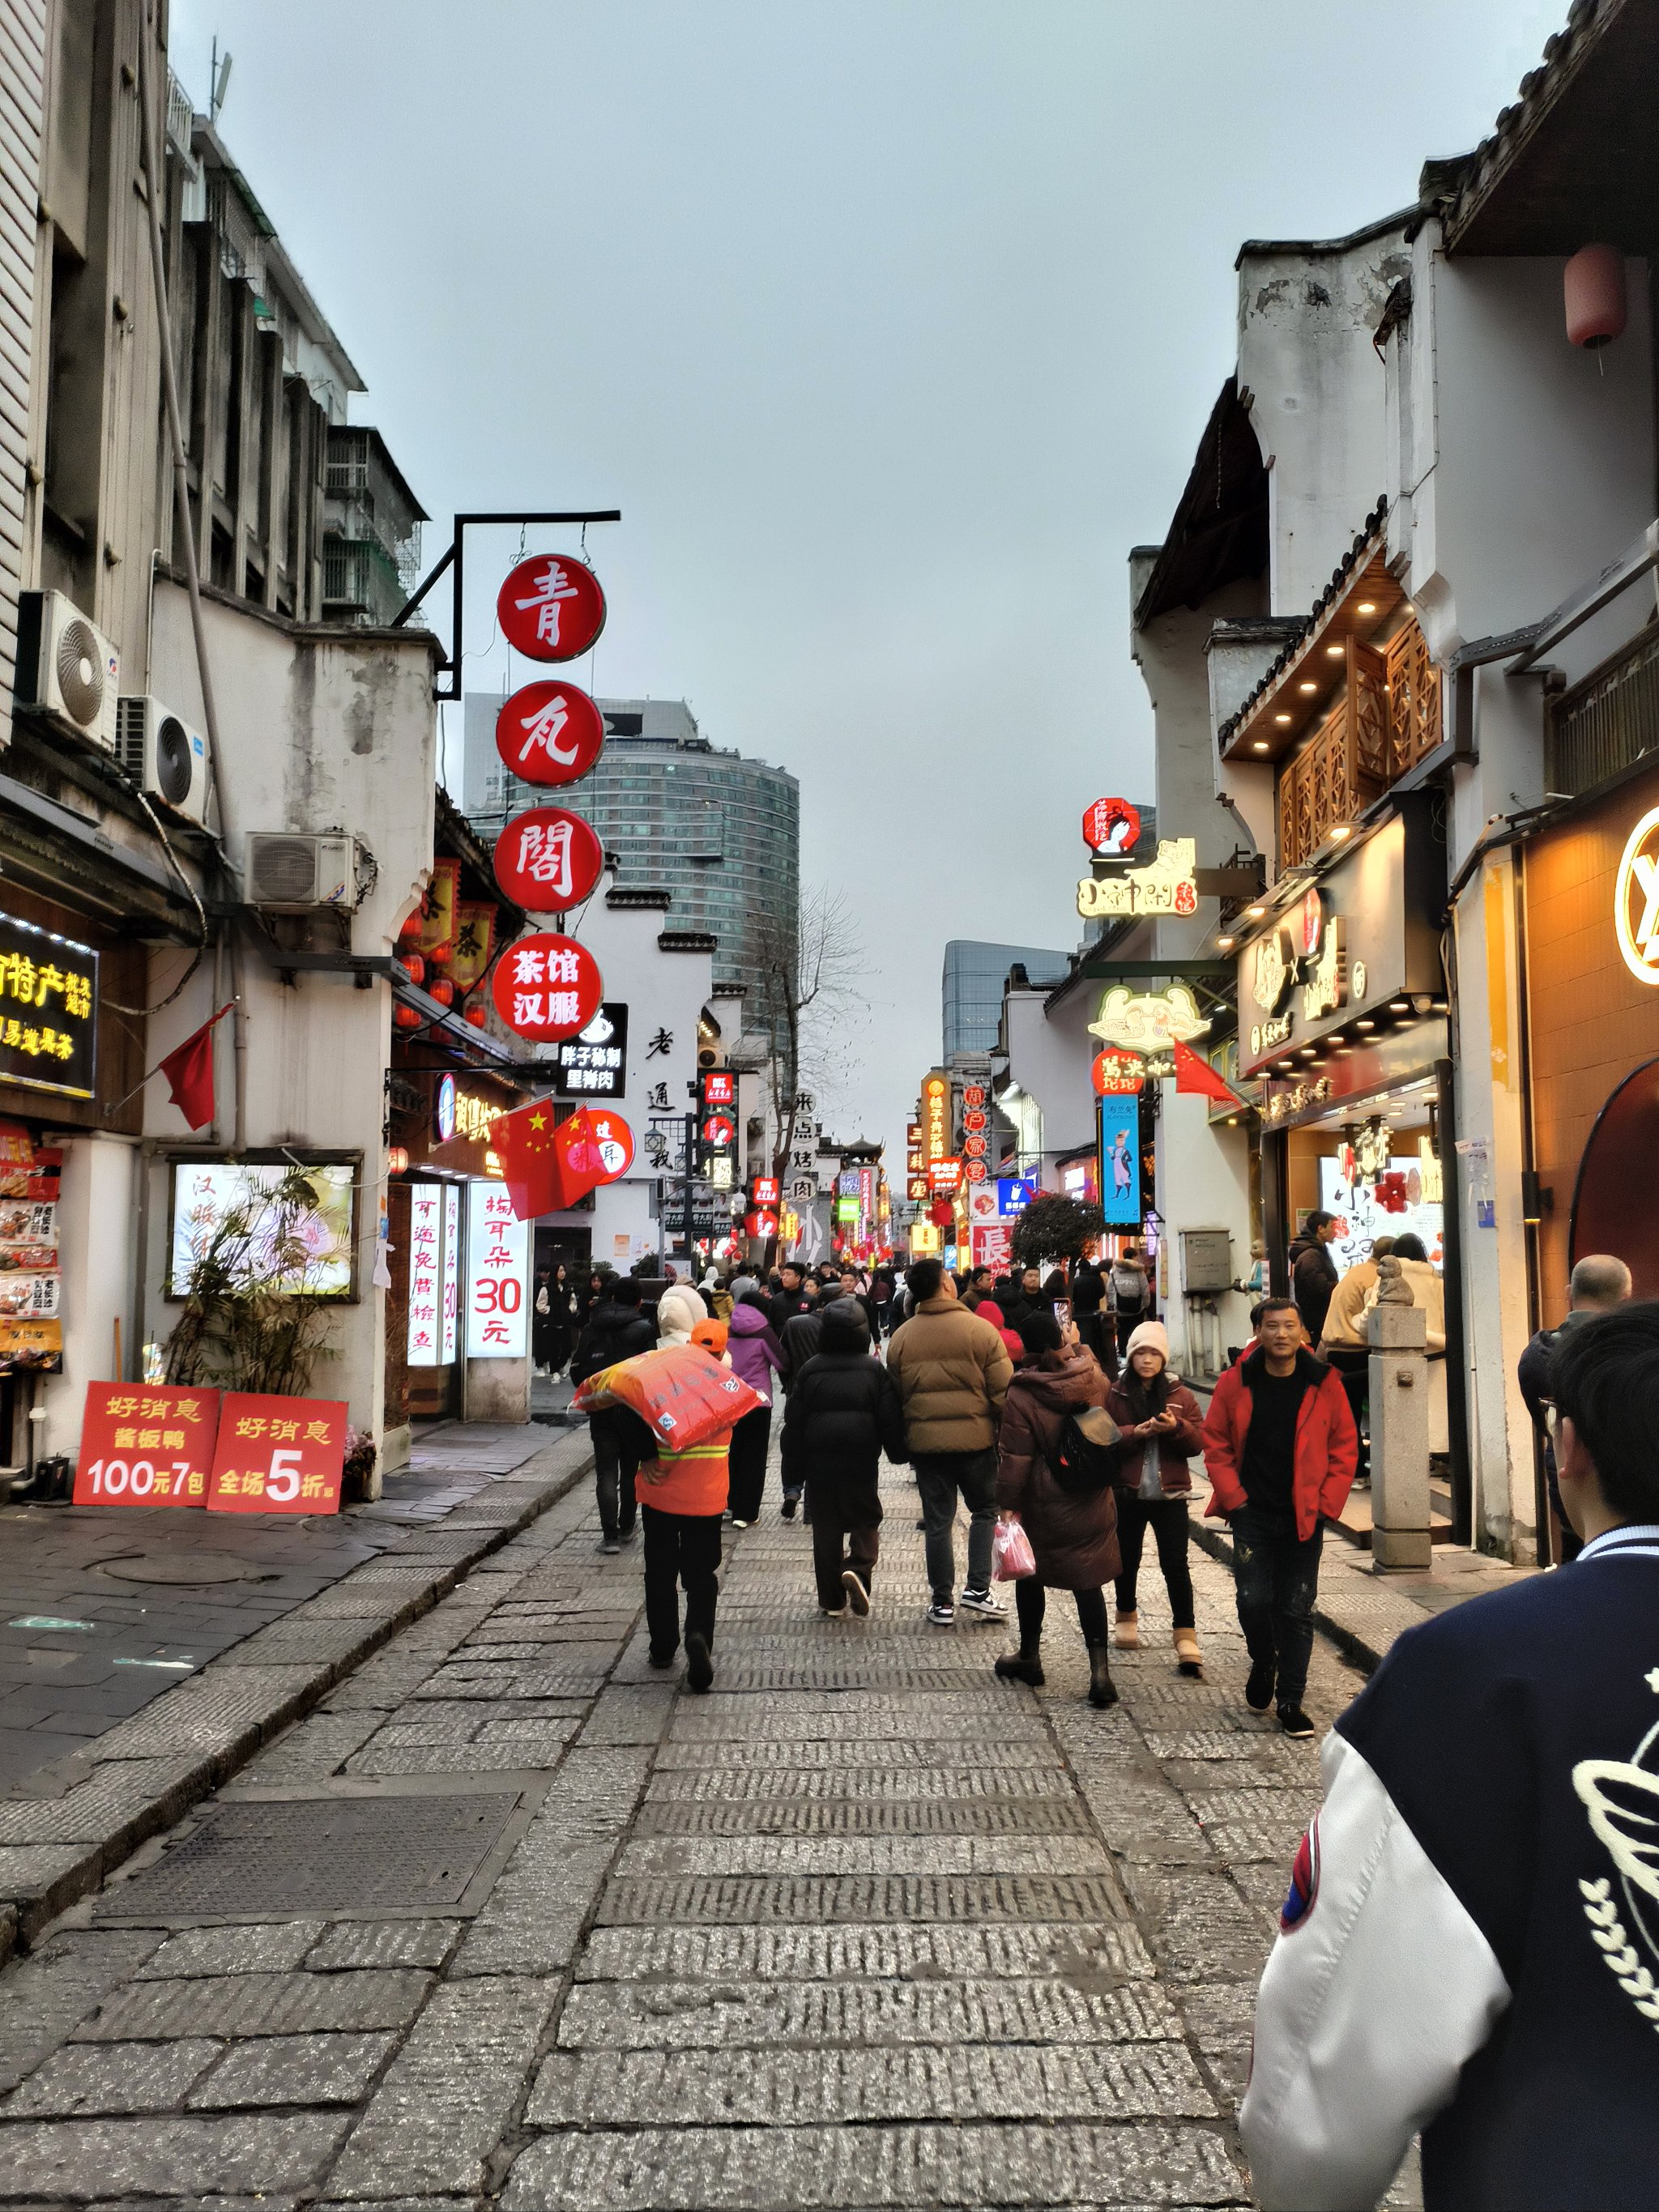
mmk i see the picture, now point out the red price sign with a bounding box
[497,554,607,662]
[491,933,603,1042]
[493,807,603,912]
[494,681,606,788]
[206,1393,348,1516]
[75,1384,220,1507]
[588,1106,635,1182]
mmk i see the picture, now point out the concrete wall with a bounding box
[1000,986,1096,1189]
[40,1132,137,1461]
[1154,1093,1253,1377]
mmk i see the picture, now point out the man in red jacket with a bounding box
[1202,1298,1357,1740]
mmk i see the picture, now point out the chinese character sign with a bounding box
[466,1182,529,1359]
[587,1107,634,1183]
[553,1004,628,1099]
[0,914,99,1100]
[1081,797,1141,856]
[406,1184,445,1367]
[207,1394,348,1515]
[493,807,603,914]
[491,933,603,1042]
[441,1183,461,1364]
[75,1384,220,1507]
[494,680,606,788]
[497,554,607,662]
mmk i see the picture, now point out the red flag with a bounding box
[1173,1036,1247,1109]
[492,1099,606,1221]
[158,1004,235,1130]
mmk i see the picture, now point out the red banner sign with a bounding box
[494,681,606,788]
[1082,796,1141,855]
[74,1384,220,1507]
[497,554,607,663]
[751,1176,780,1205]
[493,808,603,913]
[492,933,603,1042]
[206,1393,348,1515]
[588,1106,634,1182]
[1092,1048,1146,1095]
[928,1158,962,1193]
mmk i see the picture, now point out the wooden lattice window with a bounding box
[1386,621,1441,773]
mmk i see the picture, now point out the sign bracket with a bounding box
[392,511,623,702]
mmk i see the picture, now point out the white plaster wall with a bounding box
[42,1133,137,1460]
[1003,989,1095,1187]
[1154,1093,1253,1377]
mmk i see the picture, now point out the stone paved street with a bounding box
[0,1450,1418,2208]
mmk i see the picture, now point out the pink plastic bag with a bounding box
[992,1517,1036,1581]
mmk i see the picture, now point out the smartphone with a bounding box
[1052,1299,1072,1326]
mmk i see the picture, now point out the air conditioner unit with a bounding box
[245,832,363,913]
[15,590,119,751]
[115,697,210,825]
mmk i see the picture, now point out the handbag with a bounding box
[1047,1404,1123,1494]
[992,1517,1036,1581]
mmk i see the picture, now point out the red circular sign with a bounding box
[1082,797,1141,856]
[587,1106,634,1182]
[495,680,605,788]
[493,808,603,914]
[490,933,603,1042]
[1092,1049,1145,1096]
[497,554,607,663]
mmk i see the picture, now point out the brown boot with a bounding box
[1173,1626,1203,1677]
[1113,1609,1140,1651]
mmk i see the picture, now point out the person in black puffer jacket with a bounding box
[782,1298,906,1616]
[569,1277,657,1552]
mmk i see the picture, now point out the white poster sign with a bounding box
[465,1180,529,1358]
[407,1186,443,1366]
[441,1183,461,1363]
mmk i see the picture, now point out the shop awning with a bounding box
[1218,522,1403,766]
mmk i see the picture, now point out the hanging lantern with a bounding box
[1565,244,1627,348]
[427,977,454,1008]
[393,1004,422,1031]
[396,910,423,948]
[386,1145,410,1175]
[401,952,425,987]
[463,1002,488,1029]
[427,938,453,966]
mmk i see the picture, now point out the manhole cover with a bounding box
[99,1555,254,1587]
[98,1789,523,1919]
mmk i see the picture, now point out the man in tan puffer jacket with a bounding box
[886,1257,1014,1624]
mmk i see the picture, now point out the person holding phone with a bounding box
[1104,1321,1207,1673]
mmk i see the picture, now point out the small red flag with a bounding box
[158,1004,235,1131]
[492,1099,606,1221]
[1172,1036,1247,1109]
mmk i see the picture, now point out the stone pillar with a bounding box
[1367,1299,1431,1570]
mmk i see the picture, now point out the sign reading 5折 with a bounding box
[206,1392,348,1515]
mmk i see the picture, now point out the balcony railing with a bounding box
[1547,623,1659,800]
[1277,621,1441,867]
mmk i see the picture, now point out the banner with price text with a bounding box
[73,1383,220,1507]
[205,1393,348,1515]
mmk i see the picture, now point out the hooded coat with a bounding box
[570,1298,656,1386]
[727,1300,787,1406]
[1289,1232,1340,1342]
[656,1285,707,1347]
[993,1343,1120,1589]
[974,1299,1026,1365]
[781,1300,906,1522]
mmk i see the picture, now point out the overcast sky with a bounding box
[173,0,1561,1160]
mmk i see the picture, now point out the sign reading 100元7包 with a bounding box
[0,914,97,1098]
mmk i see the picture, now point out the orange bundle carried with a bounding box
[571,1341,761,1451]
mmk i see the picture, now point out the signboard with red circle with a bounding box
[1092,1049,1146,1095]
[74,1383,220,1508]
[702,1113,736,1151]
[1082,797,1142,856]
[491,933,604,1042]
[205,1393,348,1516]
[495,680,606,789]
[493,808,604,913]
[497,554,607,663]
[966,1160,988,1183]
[587,1106,635,1183]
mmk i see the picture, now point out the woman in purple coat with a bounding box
[726,1289,787,1526]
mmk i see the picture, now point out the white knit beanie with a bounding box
[1124,1319,1170,1368]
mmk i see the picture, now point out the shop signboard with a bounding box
[1077,837,1197,921]
[493,807,604,914]
[206,1393,348,1515]
[494,680,607,788]
[466,1181,529,1358]
[74,1384,220,1507]
[0,913,98,1098]
[835,1196,859,1223]
[921,1072,949,1163]
[1614,806,1659,983]
[441,1183,461,1363]
[407,1184,445,1365]
[497,553,607,662]
[450,902,497,993]
[928,1157,962,1194]
[589,1106,635,1181]
[1319,1156,1443,1276]
[552,1004,628,1097]
[420,858,461,964]
[492,932,603,1042]
[971,1222,1015,1272]
[1099,1103,1142,1229]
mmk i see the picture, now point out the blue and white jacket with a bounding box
[1240,1524,1659,2212]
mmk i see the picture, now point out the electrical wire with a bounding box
[103,790,214,1016]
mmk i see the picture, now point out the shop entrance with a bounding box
[1572,1056,1659,1296]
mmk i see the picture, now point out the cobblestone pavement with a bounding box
[0,1453,1418,2208]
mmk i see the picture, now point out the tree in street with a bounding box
[1012,1193,1107,1272]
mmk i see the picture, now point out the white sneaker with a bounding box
[958,1587,1006,1620]
[841,1568,871,1617]
[821,1600,847,1618]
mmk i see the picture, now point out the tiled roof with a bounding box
[1215,498,1388,749]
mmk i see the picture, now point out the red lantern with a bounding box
[402,952,425,987]
[428,939,452,965]
[428,977,454,1008]
[397,910,423,947]
[387,1145,410,1175]
[929,1200,954,1228]
[1565,244,1627,349]
[493,807,604,913]
[464,1003,488,1029]
[490,931,603,1042]
[393,1004,422,1031]
[494,680,607,790]
[497,554,607,662]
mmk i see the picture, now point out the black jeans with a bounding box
[1014,1578,1110,1647]
[1230,1504,1323,1707]
[1115,1309,1146,1355]
[1325,1346,1369,1476]
[913,1448,997,1603]
[727,1406,772,1522]
[808,1485,881,1610]
[589,1410,641,1541]
[1113,1491,1195,1630]
[642,1505,722,1660]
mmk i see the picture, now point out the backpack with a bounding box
[1111,1263,1145,1313]
[1047,1404,1122,1494]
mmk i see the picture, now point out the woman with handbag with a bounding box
[1104,1320,1207,1673]
[991,1310,1121,1708]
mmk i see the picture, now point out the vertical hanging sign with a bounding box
[407,1185,443,1366]
[441,1183,461,1364]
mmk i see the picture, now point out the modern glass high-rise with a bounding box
[462,694,800,1027]
[943,940,1071,1059]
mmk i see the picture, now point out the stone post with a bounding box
[1367,1262,1431,1570]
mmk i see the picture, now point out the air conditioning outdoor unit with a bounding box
[115,697,210,825]
[15,590,119,751]
[245,832,363,914]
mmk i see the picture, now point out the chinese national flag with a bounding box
[493,1099,606,1221]
[158,1004,235,1131]
[1172,1036,1247,1109]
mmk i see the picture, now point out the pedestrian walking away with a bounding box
[776,1302,827,1517]
[782,1297,906,1617]
[1318,1234,1395,1482]
[636,1315,739,1693]
[1241,1302,1659,2212]
[1109,1247,1150,1355]
[1287,1209,1341,1345]
[1517,1252,1632,1564]
[726,1288,786,1525]
[1201,1298,1357,1738]
[992,1309,1121,1707]
[1104,1319,1207,1673]
[886,1254,1013,1623]
[569,1273,656,1551]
